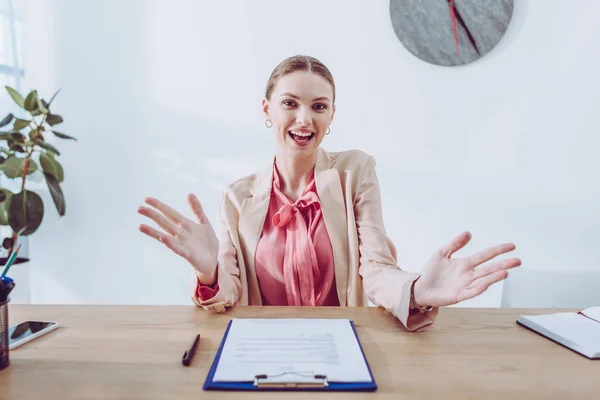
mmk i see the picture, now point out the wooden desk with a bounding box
[0,306,598,399]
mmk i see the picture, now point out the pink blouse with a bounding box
[196,164,339,306]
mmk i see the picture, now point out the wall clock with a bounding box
[390,0,514,66]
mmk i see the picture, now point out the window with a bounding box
[0,0,23,114]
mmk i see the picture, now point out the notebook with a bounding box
[517,307,600,359]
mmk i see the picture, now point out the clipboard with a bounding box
[202,319,377,391]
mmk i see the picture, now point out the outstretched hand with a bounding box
[137,194,219,283]
[414,231,521,307]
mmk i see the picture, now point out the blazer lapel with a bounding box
[315,148,349,306]
[238,163,273,306]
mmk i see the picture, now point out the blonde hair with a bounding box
[265,55,336,104]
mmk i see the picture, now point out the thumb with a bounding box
[441,231,471,258]
[188,194,207,223]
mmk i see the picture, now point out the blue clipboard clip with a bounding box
[253,371,328,388]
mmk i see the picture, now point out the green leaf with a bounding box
[44,172,65,216]
[52,130,76,141]
[9,144,25,153]
[10,132,26,143]
[27,159,39,175]
[0,114,13,128]
[40,152,64,182]
[45,114,63,126]
[34,139,61,156]
[13,118,31,131]
[0,157,22,178]
[8,189,44,236]
[48,89,61,106]
[37,97,49,114]
[5,86,25,108]
[0,189,14,225]
[0,156,38,178]
[24,90,39,112]
[27,128,44,141]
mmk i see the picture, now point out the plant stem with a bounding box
[21,157,29,191]
[9,151,32,254]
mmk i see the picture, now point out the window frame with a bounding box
[0,0,24,92]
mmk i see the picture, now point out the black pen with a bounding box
[182,334,200,366]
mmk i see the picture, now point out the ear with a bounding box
[262,98,270,120]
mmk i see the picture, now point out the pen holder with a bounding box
[0,298,9,370]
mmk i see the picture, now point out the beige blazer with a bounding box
[191,148,438,331]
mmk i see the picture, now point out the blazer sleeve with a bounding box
[354,156,439,331]
[190,192,243,312]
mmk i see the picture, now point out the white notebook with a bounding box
[517,307,600,359]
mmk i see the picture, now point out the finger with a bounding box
[469,270,508,292]
[440,231,471,258]
[473,257,521,279]
[139,224,164,242]
[467,243,516,268]
[188,194,207,224]
[144,197,188,225]
[138,206,180,236]
[457,270,509,303]
[160,235,190,260]
[140,224,190,260]
[456,284,487,303]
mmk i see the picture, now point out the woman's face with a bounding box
[263,71,335,161]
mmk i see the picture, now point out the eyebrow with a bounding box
[279,92,330,102]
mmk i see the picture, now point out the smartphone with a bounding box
[7,321,58,350]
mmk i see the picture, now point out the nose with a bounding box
[295,106,312,126]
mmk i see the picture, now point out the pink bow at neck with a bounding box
[271,176,325,306]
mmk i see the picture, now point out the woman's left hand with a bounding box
[413,231,521,308]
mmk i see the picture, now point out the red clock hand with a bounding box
[452,5,481,56]
[448,0,460,56]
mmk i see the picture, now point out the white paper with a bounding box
[580,306,600,323]
[212,318,372,383]
[519,313,600,358]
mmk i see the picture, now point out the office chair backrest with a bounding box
[501,268,600,309]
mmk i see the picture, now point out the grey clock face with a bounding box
[390,0,514,66]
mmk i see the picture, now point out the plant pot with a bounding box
[0,297,9,370]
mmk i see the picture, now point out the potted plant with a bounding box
[0,86,76,274]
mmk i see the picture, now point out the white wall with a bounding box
[14,0,600,306]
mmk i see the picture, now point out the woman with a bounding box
[137,55,521,332]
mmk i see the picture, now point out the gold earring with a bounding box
[325,127,331,135]
[265,120,273,128]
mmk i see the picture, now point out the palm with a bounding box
[137,194,219,277]
[416,232,521,307]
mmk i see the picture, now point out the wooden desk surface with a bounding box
[0,305,598,400]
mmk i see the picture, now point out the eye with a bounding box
[282,100,297,107]
[313,103,327,111]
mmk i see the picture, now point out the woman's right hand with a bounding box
[137,194,219,285]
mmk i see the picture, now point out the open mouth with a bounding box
[288,130,315,145]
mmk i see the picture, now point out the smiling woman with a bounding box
[138,55,521,332]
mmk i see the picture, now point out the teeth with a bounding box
[290,131,313,137]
